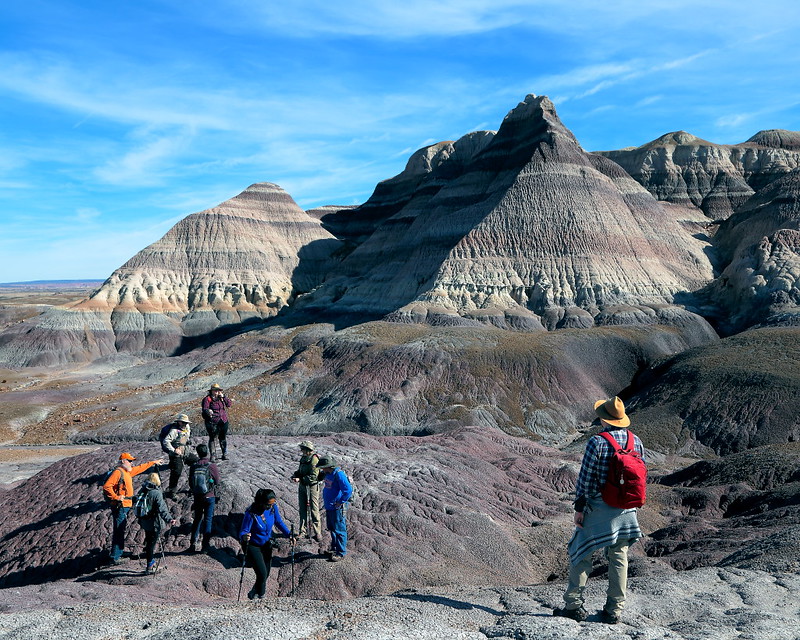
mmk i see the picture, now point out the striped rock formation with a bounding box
[0,184,340,366]
[702,169,800,333]
[598,129,800,220]
[300,95,715,330]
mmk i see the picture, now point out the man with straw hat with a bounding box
[553,396,646,625]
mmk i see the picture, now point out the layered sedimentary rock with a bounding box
[0,184,340,366]
[599,129,800,219]
[703,170,800,332]
[315,132,496,247]
[300,96,714,328]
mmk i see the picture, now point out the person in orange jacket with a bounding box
[103,452,163,565]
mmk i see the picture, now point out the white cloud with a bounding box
[93,130,192,186]
[635,95,663,108]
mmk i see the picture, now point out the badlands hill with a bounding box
[0,183,340,367]
[598,129,800,220]
[304,96,713,326]
[2,93,800,638]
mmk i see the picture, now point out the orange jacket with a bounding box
[103,461,158,507]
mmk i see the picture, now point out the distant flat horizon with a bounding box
[0,280,104,287]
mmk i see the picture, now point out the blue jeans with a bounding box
[191,496,216,545]
[325,505,347,556]
[110,505,130,561]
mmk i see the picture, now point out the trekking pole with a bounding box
[290,523,296,597]
[237,539,249,602]
[305,487,312,540]
[154,523,171,574]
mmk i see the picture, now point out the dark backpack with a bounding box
[134,487,154,519]
[190,462,212,495]
[600,430,647,509]
[159,424,173,452]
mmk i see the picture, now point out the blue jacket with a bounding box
[322,468,353,510]
[239,503,290,546]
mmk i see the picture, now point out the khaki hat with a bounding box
[299,440,314,451]
[317,456,335,469]
[176,414,191,424]
[209,383,223,390]
[119,452,136,461]
[594,396,631,428]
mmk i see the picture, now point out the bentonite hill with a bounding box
[1,94,800,639]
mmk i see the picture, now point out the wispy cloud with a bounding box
[1,0,798,281]
[93,129,193,186]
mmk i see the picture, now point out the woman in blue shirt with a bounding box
[239,488,293,600]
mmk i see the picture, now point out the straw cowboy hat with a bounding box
[594,396,631,427]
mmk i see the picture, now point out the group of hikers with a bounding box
[102,383,646,624]
[101,383,353,599]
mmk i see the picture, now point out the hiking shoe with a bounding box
[221,454,228,461]
[600,609,620,625]
[553,606,587,622]
[145,563,159,575]
[328,553,344,562]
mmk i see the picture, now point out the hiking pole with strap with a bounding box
[305,486,312,540]
[154,522,172,575]
[237,538,249,602]
[290,523,296,597]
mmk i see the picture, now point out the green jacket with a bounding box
[292,453,321,486]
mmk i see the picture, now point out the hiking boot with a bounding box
[221,454,228,461]
[553,606,587,622]
[328,553,344,562]
[600,608,620,625]
[145,562,159,575]
[187,543,198,554]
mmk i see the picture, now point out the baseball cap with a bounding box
[119,452,136,461]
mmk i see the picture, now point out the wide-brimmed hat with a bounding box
[176,414,191,424]
[119,452,136,461]
[594,396,631,427]
[299,440,314,451]
[209,383,223,391]
[317,456,335,469]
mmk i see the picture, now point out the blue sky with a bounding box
[1,1,798,282]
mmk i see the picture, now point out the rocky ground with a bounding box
[0,567,798,639]
[1,430,799,639]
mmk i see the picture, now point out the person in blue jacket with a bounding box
[317,456,353,562]
[239,488,293,600]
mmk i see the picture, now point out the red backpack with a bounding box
[599,430,647,509]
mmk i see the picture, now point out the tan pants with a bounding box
[563,538,630,615]
[298,482,321,538]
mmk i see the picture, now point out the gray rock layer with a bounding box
[302,96,713,325]
[703,170,800,333]
[1,568,799,640]
[0,184,341,367]
[599,129,800,219]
